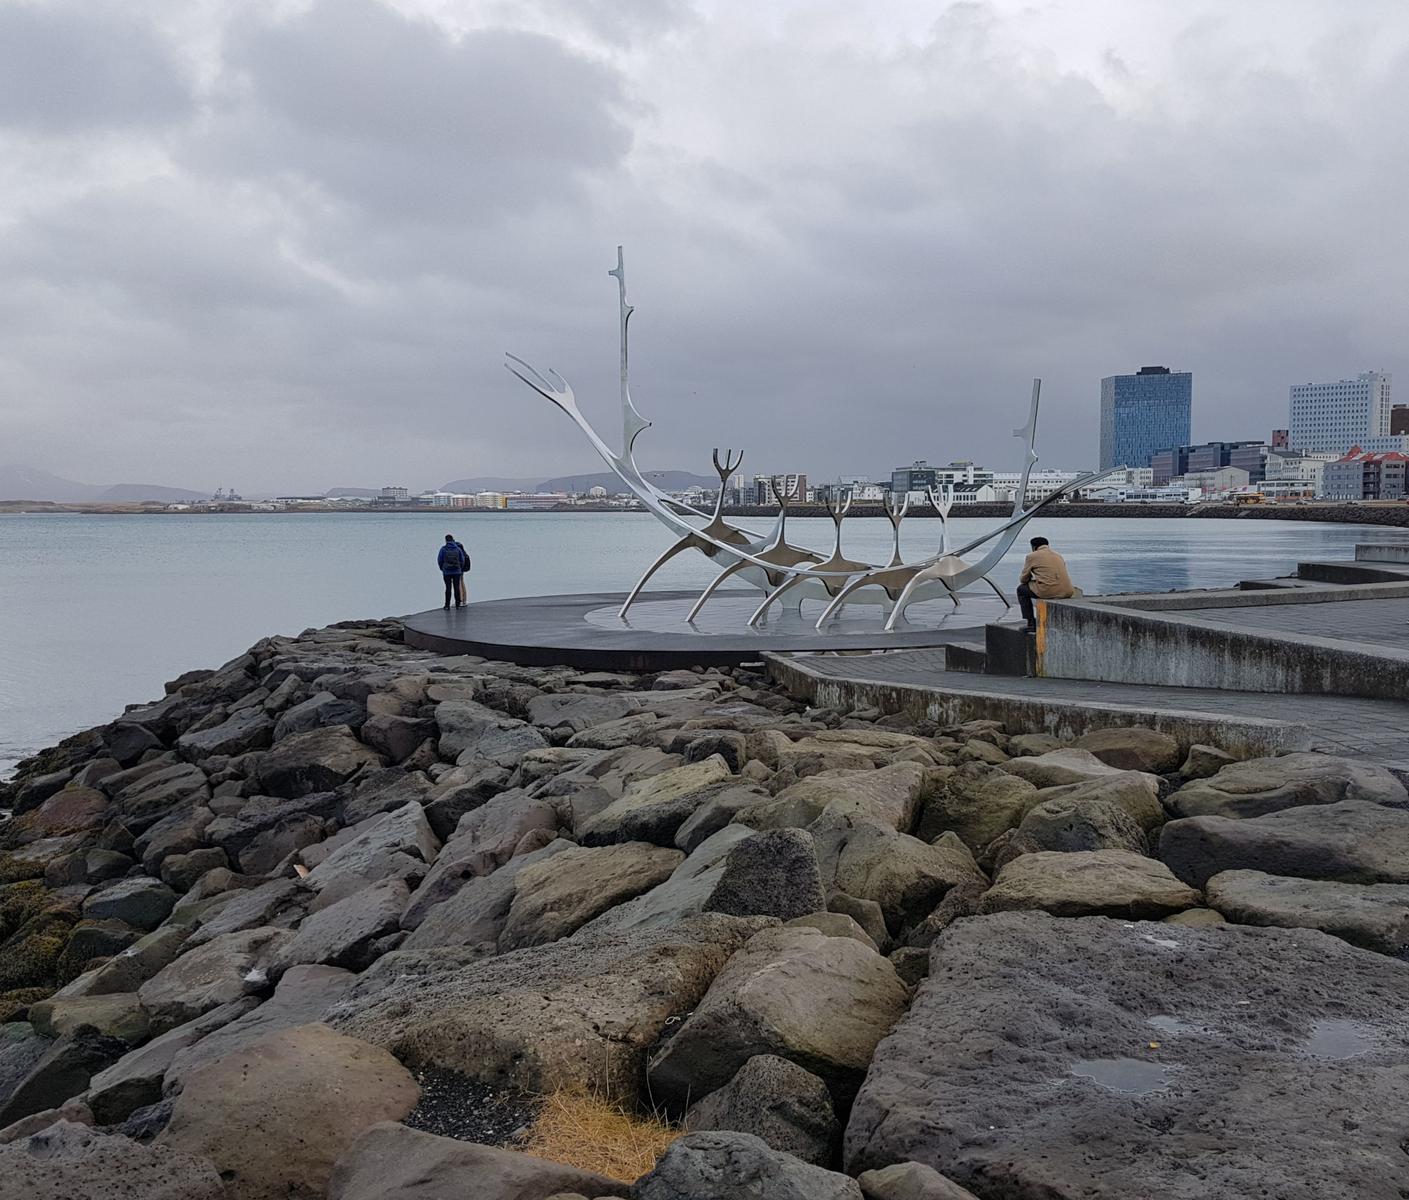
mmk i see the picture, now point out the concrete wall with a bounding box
[766,653,1309,759]
[1036,599,1409,701]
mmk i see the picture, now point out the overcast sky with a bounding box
[2,0,1406,493]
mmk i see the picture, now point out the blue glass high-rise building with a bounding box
[1099,366,1192,469]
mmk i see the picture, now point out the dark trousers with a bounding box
[443,574,462,607]
[1017,582,1037,628]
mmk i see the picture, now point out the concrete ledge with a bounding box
[766,653,1310,758]
[1357,543,1409,563]
[1077,578,1409,612]
[1037,598,1409,701]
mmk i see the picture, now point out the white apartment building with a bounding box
[1174,467,1250,495]
[988,470,1087,503]
[1264,449,1336,495]
[1288,371,1392,454]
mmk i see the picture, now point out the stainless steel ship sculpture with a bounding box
[506,247,1114,631]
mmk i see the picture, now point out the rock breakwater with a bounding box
[0,618,1406,1198]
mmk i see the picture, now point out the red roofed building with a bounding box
[1322,447,1409,500]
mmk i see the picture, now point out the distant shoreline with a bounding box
[4,500,1409,528]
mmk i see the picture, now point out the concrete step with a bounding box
[1297,560,1409,585]
[984,623,1036,677]
[944,640,988,673]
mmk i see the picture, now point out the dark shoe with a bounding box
[1025,623,1037,635]
[443,603,450,610]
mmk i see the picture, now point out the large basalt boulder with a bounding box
[434,700,547,767]
[327,1120,630,1200]
[1025,771,1165,833]
[527,692,639,733]
[256,726,382,799]
[272,878,409,974]
[272,691,365,742]
[1014,794,1148,855]
[108,765,211,833]
[339,768,435,827]
[28,786,109,837]
[0,1030,128,1126]
[1072,727,1181,774]
[332,914,768,1107]
[1168,752,1409,819]
[648,925,909,1109]
[81,878,177,932]
[579,757,733,846]
[203,791,337,860]
[0,1120,225,1200]
[176,707,274,762]
[159,1023,419,1200]
[636,1131,862,1200]
[137,926,290,1033]
[1001,749,1128,789]
[305,802,440,892]
[703,828,826,921]
[357,714,435,764]
[674,784,769,852]
[1159,799,1409,887]
[845,912,1409,1197]
[745,763,931,834]
[979,849,1199,920]
[401,838,576,951]
[915,764,1039,849]
[1206,869,1409,955]
[685,1054,839,1166]
[164,964,355,1095]
[54,919,142,983]
[498,842,683,950]
[565,711,660,750]
[183,878,303,949]
[85,998,257,1124]
[857,1161,981,1199]
[28,993,149,1044]
[62,924,191,996]
[811,812,986,935]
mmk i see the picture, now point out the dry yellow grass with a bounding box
[519,1086,682,1183]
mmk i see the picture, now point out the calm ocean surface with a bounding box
[3,511,1406,774]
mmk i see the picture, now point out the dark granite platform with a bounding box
[400,590,1000,670]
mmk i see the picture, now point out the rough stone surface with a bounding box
[0,1120,226,1200]
[159,1022,419,1200]
[177,707,274,761]
[137,926,290,1032]
[578,757,732,847]
[28,993,149,1043]
[273,878,409,973]
[305,802,440,892]
[979,849,1199,919]
[857,1162,980,1200]
[1026,771,1165,833]
[845,912,1409,1198]
[1168,752,1409,819]
[185,878,303,948]
[498,842,683,949]
[916,764,1039,849]
[673,784,769,852]
[272,692,365,742]
[256,726,383,799]
[1072,727,1181,774]
[1015,794,1148,855]
[703,828,826,921]
[0,1030,128,1126]
[1001,749,1128,789]
[1178,743,1237,780]
[636,1131,862,1200]
[326,1120,630,1200]
[648,925,908,1108]
[1206,869,1409,955]
[81,877,177,932]
[785,911,879,952]
[1159,799,1409,887]
[684,1054,839,1166]
[333,915,767,1106]
[748,763,930,834]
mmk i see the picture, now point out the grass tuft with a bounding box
[518,1086,681,1183]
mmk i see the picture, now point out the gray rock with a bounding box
[1001,748,1129,789]
[435,699,548,767]
[421,772,507,841]
[107,764,211,833]
[130,804,213,876]
[565,711,660,750]
[59,925,192,997]
[81,878,177,932]
[1072,727,1181,774]
[683,731,749,773]
[786,911,879,951]
[845,912,1409,1198]
[305,802,440,892]
[827,893,891,952]
[1015,794,1148,854]
[0,1026,51,1107]
[358,714,435,763]
[184,878,305,948]
[498,842,683,950]
[915,763,1039,849]
[527,692,638,732]
[704,828,826,921]
[402,839,577,952]
[648,925,908,1109]
[1178,743,1238,780]
[979,849,1199,919]
[176,707,274,761]
[238,815,325,875]
[748,763,931,834]
[0,1031,128,1126]
[1206,869,1409,955]
[1160,799,1409,887]
[256,725,383,798]
[326,1120,631,1200]
[113,1097,173,1141]
[85,999,257,1124]
[685,1054,839,1166]
[578,757,733,846]
[340,767,435,827]
[104,722,164,766]
[273,878,409,973]
[272,691,365,741]
[1168,752,1409,819]
[674,784,770,852]
[857,1161,980,1199]
[27,994,149,1044]
[203,790,338,859]
[0,1120,225,1200]
[54,919,141,984]
[137,926,289,1033]
[158,848,228,893]
[333,914,767,1107]
[163,964,355,1095]
[637,1131,862,1200]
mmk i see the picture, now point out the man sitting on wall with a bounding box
[1017,536,1078,633]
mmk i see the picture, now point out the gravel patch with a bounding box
[403,1067,541,1145]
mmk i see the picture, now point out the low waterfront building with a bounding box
[505,492,570,510]
[1322,448,1409,500]
[990,470,1088,503]
[1264,449,1336,496]
[950,483,1000,505]
[1172,467,1251,497]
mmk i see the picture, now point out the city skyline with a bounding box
[1,2,1407,492]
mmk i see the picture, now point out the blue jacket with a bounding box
[437,542,469,575]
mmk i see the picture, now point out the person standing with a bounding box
[1016,536,1077,633]
[437,534,470,609]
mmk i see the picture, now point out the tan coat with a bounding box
[1019,546,1075,598]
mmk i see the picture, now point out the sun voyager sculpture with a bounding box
[506,247,1114,633]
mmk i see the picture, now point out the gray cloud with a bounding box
[0,0,1407,494]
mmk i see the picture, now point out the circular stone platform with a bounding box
[400,589,1012,670]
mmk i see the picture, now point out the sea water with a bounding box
[2,510,1405,774]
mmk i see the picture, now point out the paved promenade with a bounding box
[1176,594,1409,653]
[779,648,1409,767]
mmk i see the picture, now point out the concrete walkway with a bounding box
[767,647,1409,770]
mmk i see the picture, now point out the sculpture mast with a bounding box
[608,246,651,461]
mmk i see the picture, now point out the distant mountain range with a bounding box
[442,470,718,494]
[0,465,209,504]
